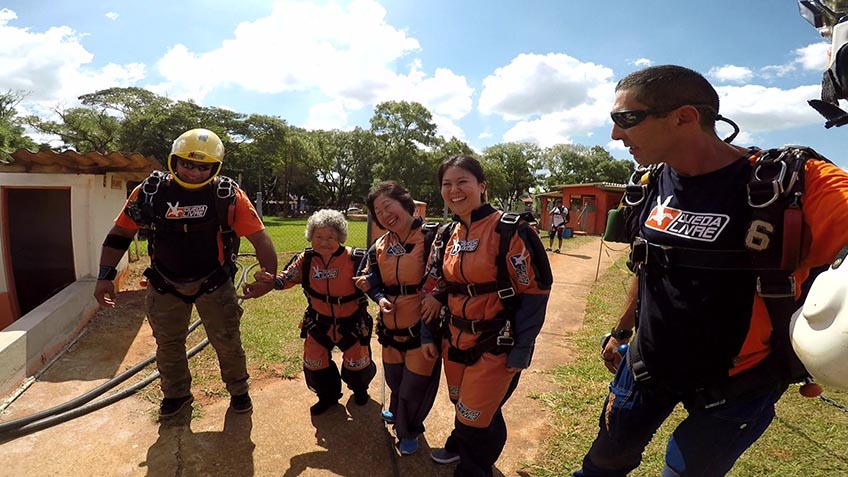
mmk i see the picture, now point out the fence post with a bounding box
[256,191,263,219]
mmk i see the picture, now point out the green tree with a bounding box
[481,142,541,211]
[542,144,634,187]
[0,90,37,161]
[370,100,441,203]
[306,128,377,208]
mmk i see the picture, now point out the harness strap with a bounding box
[143,266,230,304]
[443,281,516,298]
[301,308,370,352]
[450,315,506,334]
[446,331,513,365]
[375,320,422,351]
[383,284,422,295]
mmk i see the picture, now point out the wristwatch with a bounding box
[610,328,633,340]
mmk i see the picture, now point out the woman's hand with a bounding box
[378,297,394,314]
[420,295,443,324]
[353,275,371,292]
[421,342,439,361]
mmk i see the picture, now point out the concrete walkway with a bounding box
[0,237,627,477]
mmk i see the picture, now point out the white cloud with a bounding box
[793,42,830,71]
[478,130,492,140]
[478,53,615,121]
[105,12,119,21]
[717,84,822,132]
[303,100,350,131]
[149,0,473,132]
[709,65,753,83]
[431,113,466,142]
[760,42,829,78]
[632,58,653,67]
[488,70,616,147]
[0,7,144,114]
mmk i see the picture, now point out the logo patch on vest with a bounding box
[165,201,208,219]
[312,267,339,280]
[303,357,323,369]
[456,400,481,422]
[386,242,407,256]
[449,239,479,256]
[448,385,460,399]
[509,252,530,285]
[645,195,729,242]
[346,356,370,370]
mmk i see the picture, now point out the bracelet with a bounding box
[98,266,118,281]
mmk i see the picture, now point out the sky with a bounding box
[1,0,845,168]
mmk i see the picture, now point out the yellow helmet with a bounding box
[168,128,225,190]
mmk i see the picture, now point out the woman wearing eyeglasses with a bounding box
[419,155,552,476]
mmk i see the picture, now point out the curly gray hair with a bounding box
[305,209,348,243]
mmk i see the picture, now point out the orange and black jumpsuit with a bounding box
[361,217,441,440]
[275,246,376,403]
[421,204,552,477]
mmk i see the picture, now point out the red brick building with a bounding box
[538,182,625,236]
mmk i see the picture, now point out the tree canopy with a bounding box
[15,87,633,214]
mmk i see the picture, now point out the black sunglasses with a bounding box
[177,159,214,172]
[610,106,681,129]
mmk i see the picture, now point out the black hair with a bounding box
[366,181,416,229]
[616,65,719,129]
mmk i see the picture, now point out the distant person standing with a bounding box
[546,199,569,253]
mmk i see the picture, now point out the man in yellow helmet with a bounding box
[94,128,278,418]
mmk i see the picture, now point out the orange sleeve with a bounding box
[114,185,141,232]
[795,159,848,286]
[232,188,265,237]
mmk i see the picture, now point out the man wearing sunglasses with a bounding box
[574,65,848,476]
[94,128,278,419]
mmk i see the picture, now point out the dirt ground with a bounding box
[0,237,626,477]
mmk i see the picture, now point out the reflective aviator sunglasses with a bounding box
[610,104,715,129]
[177,159,214,172]
[610,106,681,129]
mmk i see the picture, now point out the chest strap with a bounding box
[383,284,422,296]
[444,281,516,299]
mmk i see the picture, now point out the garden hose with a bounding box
[0,255,257,440]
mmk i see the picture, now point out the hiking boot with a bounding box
[309,398,338,416]
[159,395,194,418]
[354,390,369,406]
[381,410,396,424]
[229,392,253,413]
[399,436,419,455]
[431,448,460,464]
[554,248,561,253]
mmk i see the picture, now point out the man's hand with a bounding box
[420,295,443,324]
[94,280,117,308]
[601,336,627,374]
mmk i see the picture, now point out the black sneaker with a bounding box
[310,398,338,415]
[230,393,253,413]
[159,395,194,418]
[354,390,369,406]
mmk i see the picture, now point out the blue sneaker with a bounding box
[381,410,396,424]
[431,448,460,464]
[399,437,419,455]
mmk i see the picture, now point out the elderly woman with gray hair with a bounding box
[251,209,376,415]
